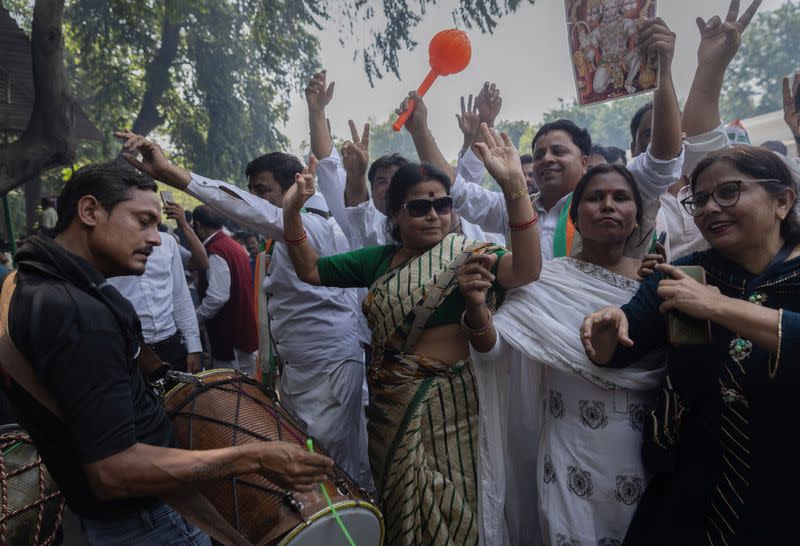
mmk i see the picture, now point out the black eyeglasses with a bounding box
[402,196,453,218]
[680,179,780,217]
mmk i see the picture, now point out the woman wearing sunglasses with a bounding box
[460,163,666,545]
[581,146,800,545]
[282,124,541,545]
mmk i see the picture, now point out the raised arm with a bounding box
[117,131,287,240]
[164,201,209,271]
[342,120,371,207]
[281,158,323,286]
[474,124,541,287]
[306,70,335,160]
[637,17,681,160]
[397,92,457,181]
[783,72,800,156]
[682,0,762,137]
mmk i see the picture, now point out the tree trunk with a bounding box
[24,177,42,233]
[0,0,75,196]
[129,0,182,138]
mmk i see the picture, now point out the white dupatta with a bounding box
[474,258,665,546]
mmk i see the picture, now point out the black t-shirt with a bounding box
[5,255,174,520]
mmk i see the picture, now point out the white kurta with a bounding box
[473,258,665,546]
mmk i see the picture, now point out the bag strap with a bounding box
[0,272,65,420]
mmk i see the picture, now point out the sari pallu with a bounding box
[365,234,500,546]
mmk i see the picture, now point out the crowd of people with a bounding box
[1,0,800,544]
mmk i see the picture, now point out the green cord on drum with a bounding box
[306,438,357,546]
[2,441,23,456]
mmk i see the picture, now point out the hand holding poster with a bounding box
[565,0,657,106]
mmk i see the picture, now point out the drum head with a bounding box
[280,503,383,546]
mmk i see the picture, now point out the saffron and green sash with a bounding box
[552,193,576,258]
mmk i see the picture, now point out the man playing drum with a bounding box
[0,162,333,545]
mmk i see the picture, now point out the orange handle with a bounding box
[392,69,439,132]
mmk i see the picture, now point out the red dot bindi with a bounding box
[429,191,435,198]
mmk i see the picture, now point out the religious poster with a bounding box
[565,0,658,106]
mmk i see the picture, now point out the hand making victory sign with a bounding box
[695,0,762,68]
[282,156,319,213]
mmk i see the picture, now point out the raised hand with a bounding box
[637,17,677,71]
[341,120,370,177]
[396,91,428,136]
[116,130,191,189]
[472,123,525,193]
[474,82,502,128]
[163,201,188,226]
[457,253,497,307]
[695,0,762,69]
[304,70,335,113]
[580,306,633,365]
[783,71,800,138]
[456,94,480,149]
[282,156,318,212]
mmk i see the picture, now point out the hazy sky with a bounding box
[282,0,787,157]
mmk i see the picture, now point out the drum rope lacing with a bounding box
[167,376,358,524]
[0,433,65,546]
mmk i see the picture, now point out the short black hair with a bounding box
[630,102,654,142]
[384,163,451,243]
[368,154,409,186]
[520,153,534,165]
[245,152,304,192]
[760,140,788,155]
[603,146,628,164]
[570,163,644,228]
[590,145,607,157]
[192,205,225,230]
[54,161,157,234]
[532,119,592,156]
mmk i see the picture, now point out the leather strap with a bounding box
[0,272,64,419]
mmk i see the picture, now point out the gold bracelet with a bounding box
[460,309,492,336]
[769,308,783,379]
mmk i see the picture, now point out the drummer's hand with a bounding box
[255,441,334,492]
[185,353,202,374]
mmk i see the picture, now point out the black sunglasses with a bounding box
[402,196,453,218]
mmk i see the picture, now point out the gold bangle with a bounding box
[460,309,492,336]
[769,308,783,379]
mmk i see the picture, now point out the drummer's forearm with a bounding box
[84,442,259,499]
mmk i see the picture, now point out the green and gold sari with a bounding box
[364,233,501,546]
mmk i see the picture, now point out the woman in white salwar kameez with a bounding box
[458,164,665,546]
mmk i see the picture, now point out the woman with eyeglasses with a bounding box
[461,163,666,545]
[581,146,800,545]
[282,124,541,545]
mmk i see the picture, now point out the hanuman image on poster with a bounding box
[565,0,658,106]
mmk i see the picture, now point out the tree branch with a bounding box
[130,2,182,137]
[0,0,75,196]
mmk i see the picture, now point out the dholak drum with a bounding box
[0,424,64,545]
[163,369,384,545]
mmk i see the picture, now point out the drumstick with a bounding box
[306,439,357,546]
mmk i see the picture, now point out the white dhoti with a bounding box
[278,359,374,494]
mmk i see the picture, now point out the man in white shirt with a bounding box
[109,231,203,373]
[117,134,374,493]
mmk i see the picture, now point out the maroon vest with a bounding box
[198,231,258,360]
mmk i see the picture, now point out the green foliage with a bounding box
[365,116,419,161]
[539,94,652,151]
[719,1,800,121]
